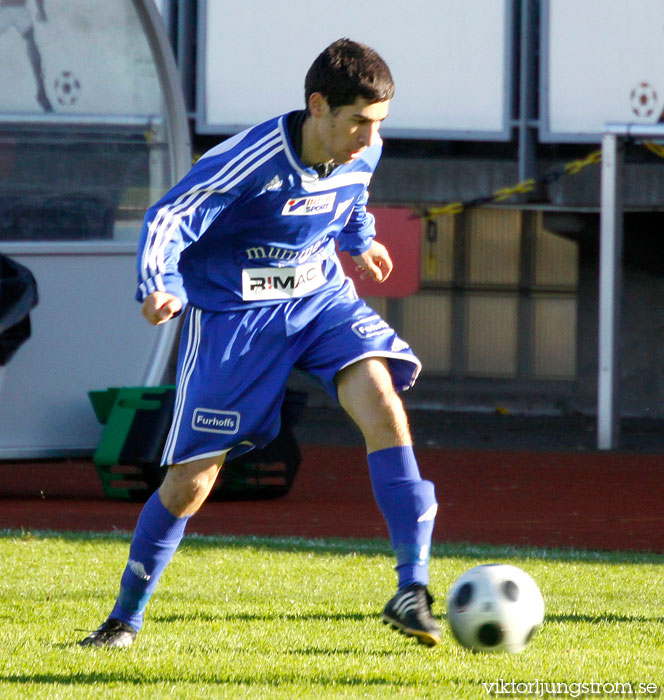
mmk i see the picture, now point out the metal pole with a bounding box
[517,0,537,184]
[134,0,192,386]
[597,133,624,449]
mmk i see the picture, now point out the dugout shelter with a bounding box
[0,0,189,457]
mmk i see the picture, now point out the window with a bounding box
[405,208,578,380]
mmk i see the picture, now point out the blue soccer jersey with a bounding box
[136,110,422,466]
[136,112,381,312]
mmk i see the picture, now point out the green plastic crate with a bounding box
[89,386,175,500]
[88,386,304,502]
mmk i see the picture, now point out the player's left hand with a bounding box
[351,241,393,283]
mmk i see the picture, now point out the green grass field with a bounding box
[0,530,663,699]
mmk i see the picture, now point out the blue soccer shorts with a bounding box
[161,282,421,466]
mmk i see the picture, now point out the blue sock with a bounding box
[368,446,437,589]
[108,490,190,631]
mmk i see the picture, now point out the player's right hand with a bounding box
[142,291,183,325]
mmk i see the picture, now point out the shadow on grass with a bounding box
[546,612,664,624]
[152,610,372,623]
[152,610,664,627]
[283,645,399,657]
[0,671,422,688]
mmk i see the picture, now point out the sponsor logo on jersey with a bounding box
[351,315,392,338]
[242,262,326,301]
[244,239,327,264]
[245,246,299,262]
[192,408,240,435]
[281,193,335,216]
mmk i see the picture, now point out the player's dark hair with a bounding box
[304,38,394,113]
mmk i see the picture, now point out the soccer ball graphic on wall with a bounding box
[53,70,81,106]
[630,81,658,119]
[446,563,545,653]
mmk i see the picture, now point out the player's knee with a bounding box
[159,459,221,516]
[336,357,411,447]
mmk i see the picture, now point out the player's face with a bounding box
[309,95,390,164]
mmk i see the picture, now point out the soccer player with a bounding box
[80,38,440,649]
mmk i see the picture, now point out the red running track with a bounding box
[0,446,663,552]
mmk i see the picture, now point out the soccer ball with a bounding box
[53,70,82,106]
[446,563,544,653]
[630,82,658,119]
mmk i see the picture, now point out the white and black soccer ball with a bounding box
[630,82,658,119]
[53,70,82,106]
[446,563,544,653]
